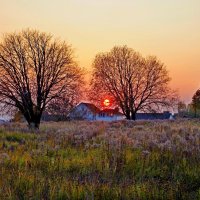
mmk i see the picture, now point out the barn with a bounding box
[68,102,124,121]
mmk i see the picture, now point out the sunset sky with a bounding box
[0,0,200,102]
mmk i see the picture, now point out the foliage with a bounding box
[177,101,189,118]
[192,89,200,117]
[1,120,200,199]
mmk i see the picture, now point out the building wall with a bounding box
[96,115,124,121]
[69,104,125,121]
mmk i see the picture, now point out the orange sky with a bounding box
[0,0,200,103]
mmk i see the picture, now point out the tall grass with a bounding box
[1,119,200,199]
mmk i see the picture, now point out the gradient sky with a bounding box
[0,0,200,103]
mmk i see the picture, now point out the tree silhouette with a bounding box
[0,29,83,128]
[90,46,177,120]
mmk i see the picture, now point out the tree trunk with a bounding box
[194,106,197,118]
[131,112,136,120]
[28,121,40,129]
[125,109,131,120]
[27,115,41,129]
[126,115,131,120]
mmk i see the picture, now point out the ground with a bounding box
[1,119,200,199]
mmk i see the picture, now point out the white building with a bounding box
[68,102,124,121]
[97,108,124,121]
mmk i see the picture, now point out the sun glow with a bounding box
[103,99,110,107]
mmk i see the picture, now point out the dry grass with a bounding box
[1,119,200,199]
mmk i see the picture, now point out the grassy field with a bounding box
[1,120,200,199]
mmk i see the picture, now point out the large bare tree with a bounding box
[90,46,177,120]
[0,29,83,128]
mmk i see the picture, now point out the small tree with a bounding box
[90,46,177,120]
[0,29,83,128]
[192,89,200,117]
[177,101,187,117]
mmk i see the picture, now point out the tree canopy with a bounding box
[90,46,177,120]
[0,29,83,128]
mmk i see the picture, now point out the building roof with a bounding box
[79,103,123,116]
[80,102,100,114]
[136,112,171,120]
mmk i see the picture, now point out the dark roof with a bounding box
[80,102,100,114]
[136,112,171,120]
[100,108,123,116]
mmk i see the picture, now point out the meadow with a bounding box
[1,119,200,199]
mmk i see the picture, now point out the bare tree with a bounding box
[0,29,83,128]
[90,46,177,120]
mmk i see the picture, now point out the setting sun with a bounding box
[103,99,110,107]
